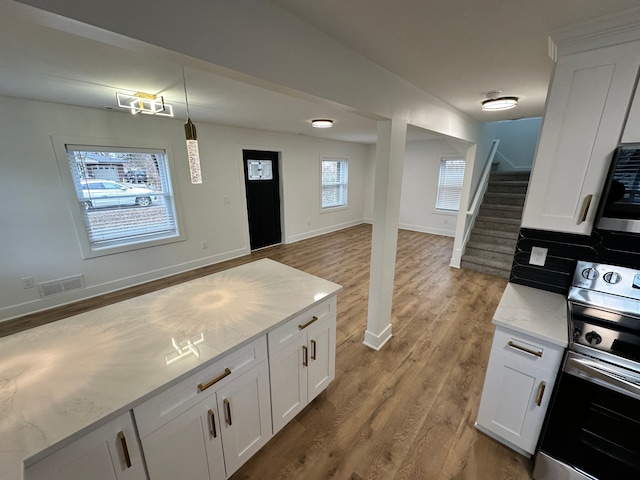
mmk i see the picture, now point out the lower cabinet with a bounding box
[133,336,272,480]
[25,411,147,480]
[268,297,337,434]
[475,326,564,456]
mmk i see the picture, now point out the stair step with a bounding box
[471,228,519,242]
[483,192,526,207]
[461,259,511,279]
[486,181,530,195]
[479,205,523,220]
[466,240,516,256]
[474,216,521,233]
[489,171,531,182]
[462,253,513,271]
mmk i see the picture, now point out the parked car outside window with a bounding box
[124,170,148,183]
[81,179,156,210]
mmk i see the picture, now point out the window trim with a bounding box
[435,156,466,213]
[52,135,185,258]
[320,155,348,212]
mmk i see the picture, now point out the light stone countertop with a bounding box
[0,259,342,480]
[493,283,569,347]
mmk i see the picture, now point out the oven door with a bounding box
[534,352,640,480]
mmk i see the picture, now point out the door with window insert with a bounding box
[242,150,282,250]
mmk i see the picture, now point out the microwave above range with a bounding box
[597,143,640,234]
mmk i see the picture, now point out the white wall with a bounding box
[0,96,367,321]
[494,117,542,171]
[398,140,463,236]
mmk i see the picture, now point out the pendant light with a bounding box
[182,66,202,184]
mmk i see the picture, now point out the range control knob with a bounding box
[585,331,602,346]
[603,272,622,284]
[582,268,599,280]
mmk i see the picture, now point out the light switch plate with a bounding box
[530,246,548,266]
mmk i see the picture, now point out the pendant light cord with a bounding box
[182,65,191,119]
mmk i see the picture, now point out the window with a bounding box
[436,158,465,211]
[321,157,348,209]
[63,144,180,257]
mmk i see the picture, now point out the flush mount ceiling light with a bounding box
[481,92,518,111]
[116,91,174,116]
[311,119,333,128]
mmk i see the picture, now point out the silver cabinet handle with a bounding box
[508,341,543,357]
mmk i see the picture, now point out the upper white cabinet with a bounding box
[25,412,147,480]
[622,81,640,143]
[522,41,640,234]
[268,297,337,434]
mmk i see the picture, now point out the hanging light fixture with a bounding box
[116,91,174,116]
[481,91,519,111]
[182,66,202,184]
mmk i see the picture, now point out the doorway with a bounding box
[242,150,282,250]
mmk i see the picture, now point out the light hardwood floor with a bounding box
[2,224,532,479]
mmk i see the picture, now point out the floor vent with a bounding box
[37,275,85,298]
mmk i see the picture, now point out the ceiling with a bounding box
[1,0,638,144]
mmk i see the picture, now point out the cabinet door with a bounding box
[217,361,272,477]
[269,335,307,434]
[25,412,146,480]
[476,350,556,455]
[140,399,225,480]
[522,42,640,234]
[307,314,336,402]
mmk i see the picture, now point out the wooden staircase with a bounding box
[461,171,530,278]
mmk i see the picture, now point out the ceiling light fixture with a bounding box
[116,91,174,116]
[311,119,333,128]
[481,92,518,111]
[182,66,202,184]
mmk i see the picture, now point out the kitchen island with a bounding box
[0,259,342,480]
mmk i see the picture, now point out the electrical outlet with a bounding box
[21,276,35,289]
[529,247,548,266]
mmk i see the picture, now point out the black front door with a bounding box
[243,150,282,250]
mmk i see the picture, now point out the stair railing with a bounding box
[450,139,500,268]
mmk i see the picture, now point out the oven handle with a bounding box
[566,355,640,401]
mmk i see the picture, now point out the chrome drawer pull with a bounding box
[198,368,232,392]
[508,341,543,358]
[299,316,319,330]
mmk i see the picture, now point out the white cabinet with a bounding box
[521,41,640,234]
[134,336,272,480]
[25,412,147,480]
[268,297,337,434]
[622,81,640,143]
[475,326,564,457]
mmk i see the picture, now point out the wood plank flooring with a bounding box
[2,224,533,479]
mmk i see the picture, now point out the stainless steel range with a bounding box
[533,261,640,480]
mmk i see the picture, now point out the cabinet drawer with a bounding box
[134,336,267,438]
[492,326,564,372]
[268,297,335,353]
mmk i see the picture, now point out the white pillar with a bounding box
[364,118,407,350]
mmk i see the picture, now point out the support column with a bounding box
[364,118,407,350]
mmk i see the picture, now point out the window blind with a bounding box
[436,158,465,211]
